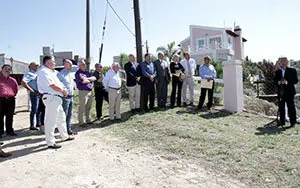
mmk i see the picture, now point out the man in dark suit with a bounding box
[124,54,141,112]
[154,52,171,108]
[274,57,298,128]
[140,53,156,112]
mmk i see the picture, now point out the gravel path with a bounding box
[0,87,244,188]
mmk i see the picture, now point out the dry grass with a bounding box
[74,92,300,187]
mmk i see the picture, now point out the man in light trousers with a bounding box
[103,63,122,120]
[124,54,141,112]
[37,56,74,149]
[180,52,196,106]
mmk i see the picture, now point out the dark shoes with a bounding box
[30,127,39,131]
[64,137,75,142]
[68,131,78,136]
[7,132,17,136]
[182,102,187,107]
[0,150,12,157]
[288,123,296,128]
[48,144,62,149]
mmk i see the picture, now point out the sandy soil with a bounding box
[0,88,244,188]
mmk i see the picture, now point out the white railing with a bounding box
[193,76,224,99]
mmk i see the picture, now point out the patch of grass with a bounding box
[73,93,300,187]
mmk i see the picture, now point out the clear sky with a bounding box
[0,0,299,66]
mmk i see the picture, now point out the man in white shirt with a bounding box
[37,56,74,149]
[180,52,196,106]
[103,62,122,120]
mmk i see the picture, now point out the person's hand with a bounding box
[136,77,140,82]
[62,89,68,97]
[97,78,103,83]
[33,91,40,96]
[155,80,158,84]
[281,80,287,85]
[150,76,154,82]
[207,77,213,81]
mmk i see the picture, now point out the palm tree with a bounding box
[156,41,180,62]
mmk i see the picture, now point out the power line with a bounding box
[106,0,135,37]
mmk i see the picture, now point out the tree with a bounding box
[257,59,277,95]
[156,41,180,61]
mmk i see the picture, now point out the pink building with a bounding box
[180,25,247,62]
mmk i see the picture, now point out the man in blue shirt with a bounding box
[21,62,40,131]
[57,59,77,135]
[197,56,216,110]
[141,53,156,112]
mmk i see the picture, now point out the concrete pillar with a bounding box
[233,26,243,60]
[223,26,244,113]
[223,60,244,112]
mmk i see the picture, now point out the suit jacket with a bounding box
[274,67,298,96]
[124,61,141,87]
[154,59,171,83]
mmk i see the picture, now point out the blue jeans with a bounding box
[29,93,40,128]
[62,97,73,132]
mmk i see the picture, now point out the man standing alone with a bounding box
[0,64,18,137]
[180,52,196,106]
[275,57,298,128]
[21,62,40,131]
[57,59,77,135]
[124,54,141,112]
[37,56,74,149]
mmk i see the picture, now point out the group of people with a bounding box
[125,52,216,113]
[1,52,297,157]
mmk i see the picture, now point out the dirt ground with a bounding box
[0,87,245,188]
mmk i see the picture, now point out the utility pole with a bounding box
[146,40,149,54]
[133,0,144,109]
[133,0,143,63]
[86,0,91,70]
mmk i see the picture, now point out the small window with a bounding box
[198,39,205,49]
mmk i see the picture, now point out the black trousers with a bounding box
[37,97,45,126]
[95,86,105,118]
[0,97,16,134]
[170,77,183,107]
[279,92,297,124]
[142,78,155,110]
[198,82,214,109]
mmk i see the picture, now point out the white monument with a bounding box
[223,26,245,112]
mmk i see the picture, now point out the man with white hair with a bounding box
[57,59,77,135]
[180,52,196,106]
[75,59,96,126]
[103,62,122,120]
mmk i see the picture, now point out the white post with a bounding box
[223,26,244,112]
[224,60,244,112]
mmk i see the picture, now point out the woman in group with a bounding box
[170,54,184,108]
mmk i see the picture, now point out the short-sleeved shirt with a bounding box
[22,69,38,91]
[75,69,93,91]
[57,69,75,95]
[37,66,65,97]
[0,74,18,97]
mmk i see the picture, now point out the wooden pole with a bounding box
[86,0,91,70]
